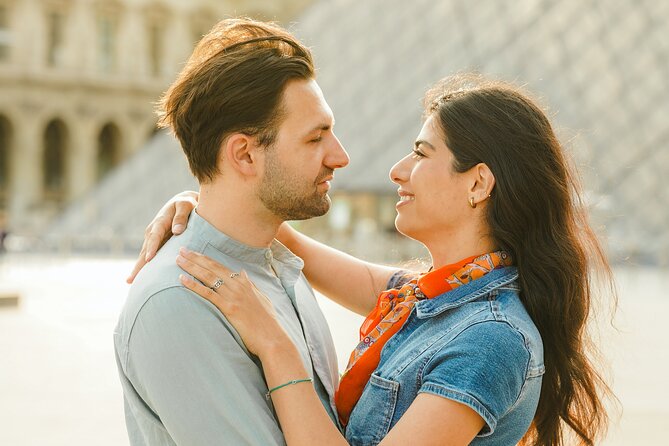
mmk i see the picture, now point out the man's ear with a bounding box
[468,163,495,204]
[220,133,262,177]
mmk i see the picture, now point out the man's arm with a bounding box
[125,287,285,446]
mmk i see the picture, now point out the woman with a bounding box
[132,74,614,445]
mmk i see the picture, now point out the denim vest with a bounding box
[344,267,544,446]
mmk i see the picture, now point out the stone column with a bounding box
[8,105,43,232]
[66,112,97,201]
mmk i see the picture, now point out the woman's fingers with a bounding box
[176,253,225,290]
[172,193,198,234]
[127,204,175,283]
[180,264,279,358]
[127,191,200,284]
[127,239,149,284]
[179,274,227,310]
[178,248,236,278]
[144,191,199,260]
[145,215,173,261]
[175,249,247,294]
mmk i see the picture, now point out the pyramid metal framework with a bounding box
[296,0,669,265]
[46,0,669,265]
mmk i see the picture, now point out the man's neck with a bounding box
[196,184,281,248]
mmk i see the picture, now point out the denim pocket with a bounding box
[345,373,400,446]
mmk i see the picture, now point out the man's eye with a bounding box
[310,136,323,143]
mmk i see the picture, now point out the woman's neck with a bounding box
[425,231,497,269]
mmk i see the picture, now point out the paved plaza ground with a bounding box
[0,255,666,445]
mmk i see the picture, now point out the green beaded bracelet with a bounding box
[265,378,313,400]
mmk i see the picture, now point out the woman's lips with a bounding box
[396,190,415,208]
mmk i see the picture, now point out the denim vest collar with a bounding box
[414,267,519,319]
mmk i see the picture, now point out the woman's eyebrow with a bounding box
[414,140,436,151]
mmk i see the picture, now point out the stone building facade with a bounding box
[0,0,310,233]
[9,0,667,265]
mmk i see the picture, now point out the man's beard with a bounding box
[258,151,333,221]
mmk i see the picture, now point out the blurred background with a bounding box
[0,0,667,444]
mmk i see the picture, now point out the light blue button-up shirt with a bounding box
[114,210,340,445]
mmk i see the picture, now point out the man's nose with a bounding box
[326,134,350,169]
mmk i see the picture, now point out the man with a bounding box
[114,18,349,445]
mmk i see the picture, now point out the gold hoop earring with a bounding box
[468,197,476,208]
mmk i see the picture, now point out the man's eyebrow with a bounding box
[415,139,436,151]
[306,119,335,134]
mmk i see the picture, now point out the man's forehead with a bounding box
[282,79,335,128]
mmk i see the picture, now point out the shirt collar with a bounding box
[188,209,304,272]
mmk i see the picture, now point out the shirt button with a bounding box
[265,251,272,260]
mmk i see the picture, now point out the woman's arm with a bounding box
[277,224,399,316]
[260,341,483,446]
[379,395,483,445]
[259,342,349,446]
[128,191,401,316]
[260,344,483,446]
[177,249,483,446]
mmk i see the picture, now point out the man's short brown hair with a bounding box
[157,18,315,183]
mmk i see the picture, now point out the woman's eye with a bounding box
[310,136,323,143]
[412,149,425,159]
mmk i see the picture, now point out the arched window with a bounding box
[97,122,121,180]
[43,118,68,200]
[0,114,11,208]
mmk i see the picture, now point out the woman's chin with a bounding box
[394,218,420,241]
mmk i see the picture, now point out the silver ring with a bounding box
[212,278,224,290]
[230,273,241,279]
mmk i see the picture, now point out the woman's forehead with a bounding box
[417,115,445,144]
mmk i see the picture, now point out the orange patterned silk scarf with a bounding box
[334,251,512,426]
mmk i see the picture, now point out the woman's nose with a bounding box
[389,154,412,185]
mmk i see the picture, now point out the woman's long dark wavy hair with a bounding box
[424,74,615,445]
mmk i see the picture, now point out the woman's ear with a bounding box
[220,133,262,177]
[469,163,495,206]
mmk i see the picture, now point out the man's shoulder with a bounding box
[115,264,243,371]
[115,231,210,343]
[115,280,201,354]
[133,229,201,291]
